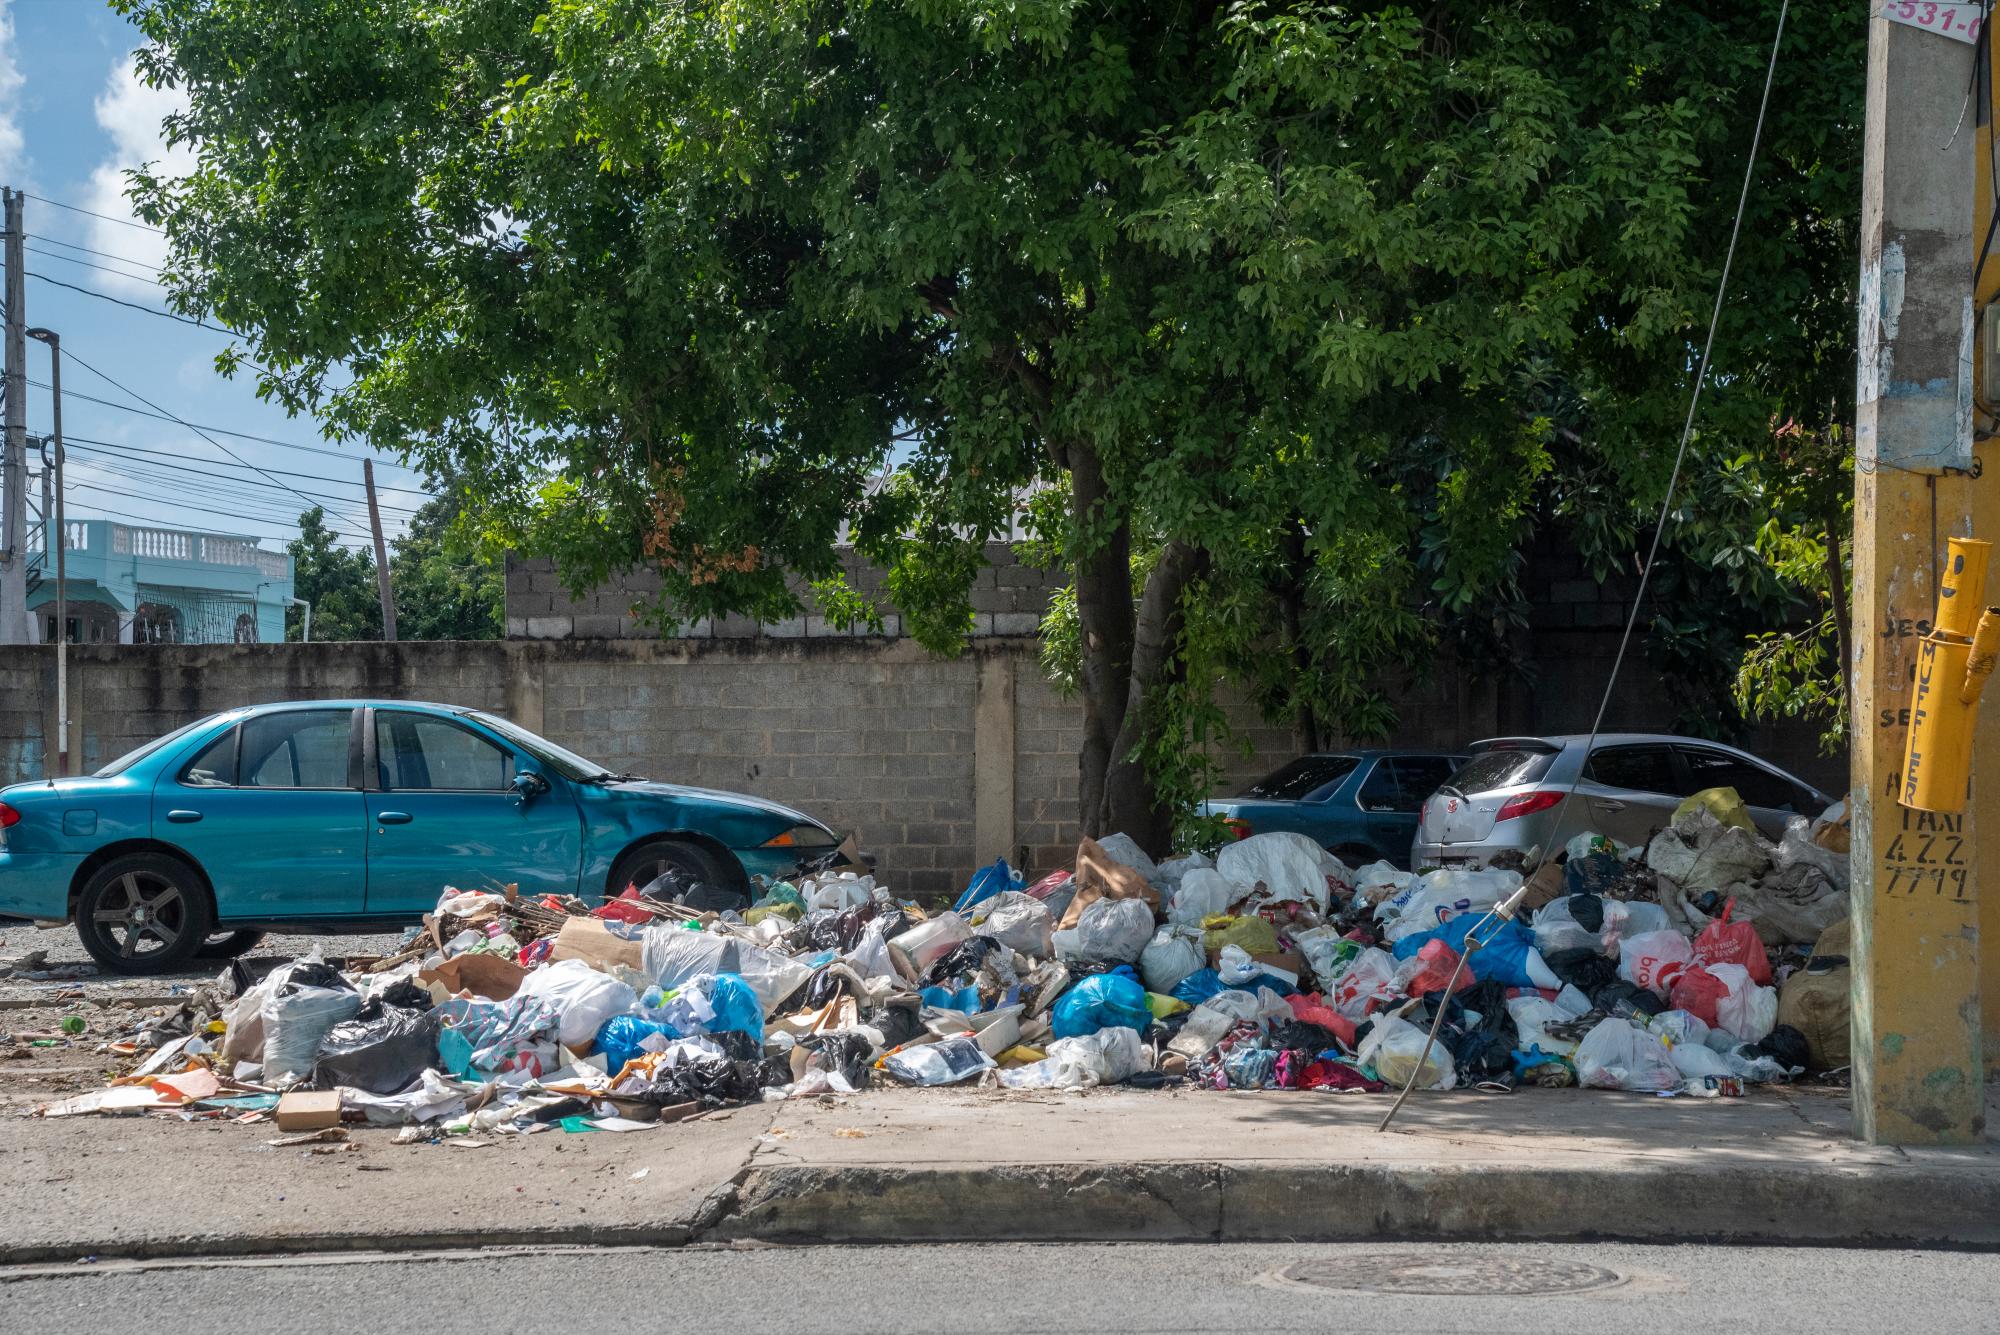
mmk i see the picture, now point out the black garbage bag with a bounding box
[1564,853,1625,898]
[1590,979,1667,1020]
[1440,979,1518,1081]
[1743,1022,1810,1072]
[1269,1019,1344,1054]
[1565,893,1605,935]
[308,1006,442,1095]
[800,1031,874,1089]
[1542,947,1619,994]
[926,936,999,986]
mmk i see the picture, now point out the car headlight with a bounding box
[761,823,839,849]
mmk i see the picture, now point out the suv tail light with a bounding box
[1495,790,1564,822]
[1222,817,1252,841]
[0,801,18,829]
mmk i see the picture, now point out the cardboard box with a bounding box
[275,1090,342,1132]
[548,917,647,972]
[1205,949,1304,982]
[418,953,528,1000]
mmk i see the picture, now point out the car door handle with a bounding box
[376,811,413,826]
[1591,799,1626,812]
[165,809,202,824]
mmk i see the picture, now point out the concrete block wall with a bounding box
[506,543,1058,641]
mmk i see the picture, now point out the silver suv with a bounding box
[1410,734,1834,869]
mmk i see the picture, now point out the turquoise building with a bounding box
[27,517,294,644]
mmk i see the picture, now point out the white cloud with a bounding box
[0,2,27,186]
[80,54,192,295]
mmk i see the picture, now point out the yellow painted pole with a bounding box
[1970,15,2000,1078]
[1851,10,1982,1144]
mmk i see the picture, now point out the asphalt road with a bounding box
[1,1240,1992,1334]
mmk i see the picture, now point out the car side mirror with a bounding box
[511,771,550,805]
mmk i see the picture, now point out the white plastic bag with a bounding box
[1153,851,1215,896]
[1352,861,1415,909]
[999,1025,1148,1090]
[1327,947,1400,1019]
[1669,1036,1737,1079]
[1532,898,1606,955]
[727,939,815,1016]
[975,891,1055,958]
[1379,867,1518,942]
[261,971,364,1085]
[1573,1017,1681,1091]
[1065,896,1155,965]
[1617,930,1695,991]
[1139,925,1205,994]
[1094,832,1158,878]
[1505,995,1580,1056]
[641,928,735,991]
[1168,868,1237,924]
[1357,1015,1456,1090]
[513,958,639,1047]
[801,872,875,912]
[1216,832,1335,912]
[1292,925,1364,988]
[881,1033,994,1086]
[1708,962,1778,1042]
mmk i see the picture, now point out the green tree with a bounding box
[389,490,505,641]
[123,0,1860,854]
[287,507,381,642]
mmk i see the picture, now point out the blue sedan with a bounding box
[1200,749,1466,870]
[0,701,845,974]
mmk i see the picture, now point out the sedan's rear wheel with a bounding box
[610,839,750,913]
[197,930,267,961]
[74,853,215,975]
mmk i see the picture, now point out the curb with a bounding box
[714,1159,2000,1250]
[7,1158,2000,1265]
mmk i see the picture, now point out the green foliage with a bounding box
[287,508,381,642]
[122,0,1862,833]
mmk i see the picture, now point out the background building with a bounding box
[26,517,293,645]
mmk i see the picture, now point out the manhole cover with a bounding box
[1278,1254,1623,1297]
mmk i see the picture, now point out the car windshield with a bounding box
[93,715,225,778]
[1241,755,1360,801]
[1449,744,1558,794]
[465,710,612,782]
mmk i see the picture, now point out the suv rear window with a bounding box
[1449,745,1557,793]
[1242,755,1360,801]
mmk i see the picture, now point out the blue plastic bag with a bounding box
[953,858,1023,914]
[1171,968,1225,1007]
[661,973,765,1043]
[1051,967,1151,1038]
[595,1014,683,1076]
[1391,917,1539,988]
[919,984,984,1013]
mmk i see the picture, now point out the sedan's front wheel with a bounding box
[610,839,750,913]
[74,853,215,975]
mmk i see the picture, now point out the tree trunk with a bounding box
[1070,446,1134,839]
[1279,518,1321,751]
[1102,539,1205,857]
[1822,514,1852,706]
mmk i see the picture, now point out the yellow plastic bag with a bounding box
[1145,992,1191,1020]
[1201,914,1280,957]
[1673,786,1754,833]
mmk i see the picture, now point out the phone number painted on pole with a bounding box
[1882,0,1985,44]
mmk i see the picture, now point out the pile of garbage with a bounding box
[34,786,1852,1136]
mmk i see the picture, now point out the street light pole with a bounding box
[26,327,63,777]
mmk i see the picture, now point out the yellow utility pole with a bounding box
[1852,6,1984,1145]
[1969,12,2000,1078]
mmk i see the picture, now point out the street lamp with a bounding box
[25,327,64,777]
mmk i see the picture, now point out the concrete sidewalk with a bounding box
[4,1084,2000,1262]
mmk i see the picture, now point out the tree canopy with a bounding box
[124,0,1862,852]
[286,493,502,642]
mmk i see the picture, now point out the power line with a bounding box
[65,435,433,497]
[26,233,164,272]
[65,484,378,548]
[68,478,370,531]
[28,270,230,332]
[20,364,424,471]
[25,246,166,287]
[25,192,165,234]
[65,443,426,518]
[53,342,378,535]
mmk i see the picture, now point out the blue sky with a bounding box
[6,0,426,554]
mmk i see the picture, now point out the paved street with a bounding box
[2,1240,1993,1334]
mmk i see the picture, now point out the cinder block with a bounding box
[991,612,1041,636]
[526,615,574,639]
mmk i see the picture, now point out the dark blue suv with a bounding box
[1200,749,1466,871]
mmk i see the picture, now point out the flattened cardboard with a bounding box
[548,917,647,973]
[1060,837,1161,930]
[417,953,529,1000]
